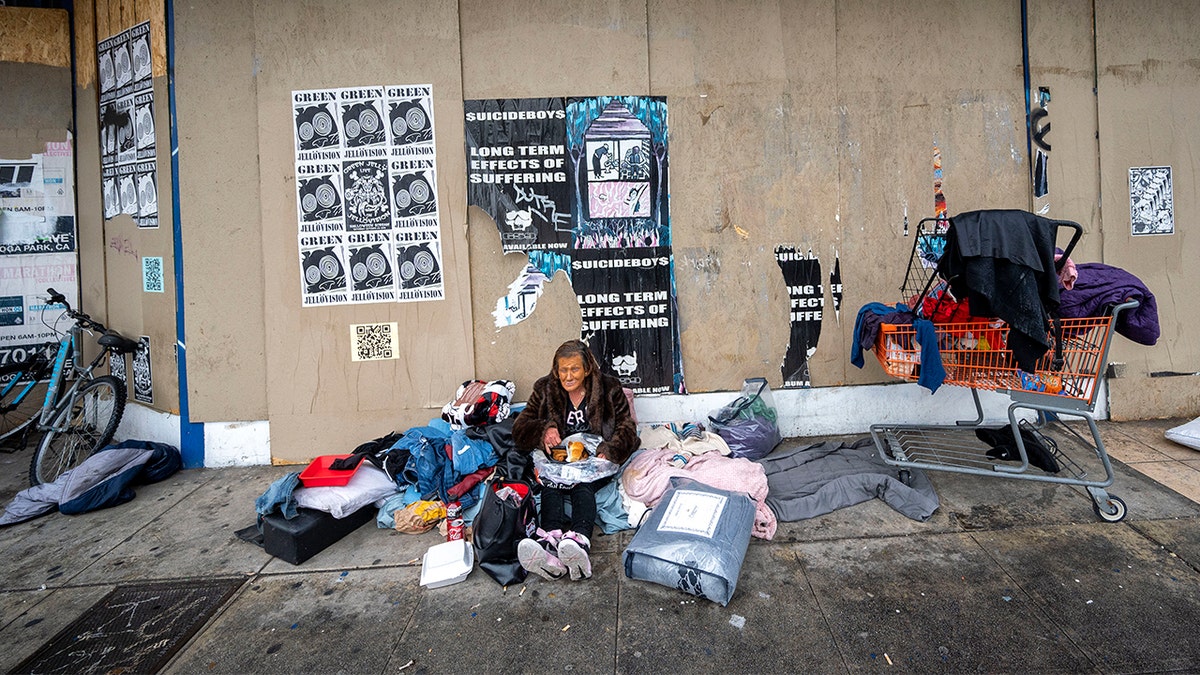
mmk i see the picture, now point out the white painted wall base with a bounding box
[113,402,181,449]
[110,380,1111,467]
[633,379,1110,438]
[203,420,272,466]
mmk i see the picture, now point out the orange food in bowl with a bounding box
[567,440,586,462]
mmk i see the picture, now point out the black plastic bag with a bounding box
[472,479,538,586]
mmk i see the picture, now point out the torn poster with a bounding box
[464,98,572,252]
[465,96,683,393]
[98,20,157,229]
[1129,166,1173,236]
[494,263,551,328]
[829,252,843,324]
[776,246,823,388]
[292,84,445,306]
[933,142,947,219]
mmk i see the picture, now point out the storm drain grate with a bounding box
[12,577,244,674]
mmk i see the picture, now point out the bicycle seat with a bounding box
[99,332,141,354]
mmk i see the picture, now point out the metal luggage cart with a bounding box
[869,216,1138,522]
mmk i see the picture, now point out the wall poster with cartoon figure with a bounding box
[465,96,683,394]
[291,84,445,306]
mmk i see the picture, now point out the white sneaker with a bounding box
[517,535,567,581]
[557,531,592,580]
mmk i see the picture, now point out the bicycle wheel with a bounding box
[30,375,127,485]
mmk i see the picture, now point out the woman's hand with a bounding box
[542,426,562,451]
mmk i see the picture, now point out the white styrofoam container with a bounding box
[420,539,474,588]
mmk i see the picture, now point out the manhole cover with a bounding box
[12,577,244,674]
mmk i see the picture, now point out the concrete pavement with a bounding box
[1,417,1199,673]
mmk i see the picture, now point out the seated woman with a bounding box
[511,339,638,580]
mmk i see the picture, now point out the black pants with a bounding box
[539,476,612,540]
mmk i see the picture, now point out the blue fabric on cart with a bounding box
[913,318,945,394]
[850,302,912,368]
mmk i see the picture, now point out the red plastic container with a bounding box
[298,454,361,487]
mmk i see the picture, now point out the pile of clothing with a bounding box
[852,209,1159,392]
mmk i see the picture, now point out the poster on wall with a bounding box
[0,137,78,372]
[97,20,158,230]
[0,141,76,256]
[1129,166,1173,236]
[132,335,152,403]
[464,98,571,252]
[776,246,823,388]
[572,247,677,393]
[465,96,683,393]
[292,85,445,306]
[0,254,76,373]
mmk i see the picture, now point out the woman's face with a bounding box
[556,354,588,396]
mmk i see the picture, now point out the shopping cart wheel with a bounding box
[1092,494,1127,523]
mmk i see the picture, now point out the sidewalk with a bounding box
[1,418,1199,673]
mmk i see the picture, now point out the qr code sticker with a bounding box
[351,322,398,362]
[142,256,164,293]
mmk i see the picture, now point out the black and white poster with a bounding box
[109,349,126,383]
[572,247,677,394]
[776,246,823,388]
[132,335,153,404]
[465,96,683,393]
[1129,166,1174,236]
[464,98,572,253]
[292,85,445,306]
[98,21,157,230]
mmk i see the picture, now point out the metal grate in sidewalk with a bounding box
[11,577,244,674]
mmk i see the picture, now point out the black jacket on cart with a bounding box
[935,209,1062,372]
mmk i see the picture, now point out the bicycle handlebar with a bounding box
[45,287,108,333]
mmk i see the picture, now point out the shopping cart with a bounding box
[869,215,1138,522]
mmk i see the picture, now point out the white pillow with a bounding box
[293,463,400,518]
[1165,417,1200,451]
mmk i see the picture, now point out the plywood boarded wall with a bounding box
[159,0,1195,463]
[1095,0,1200,419]
[72,0,179,414]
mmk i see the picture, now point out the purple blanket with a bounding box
[1059,262,1159,345]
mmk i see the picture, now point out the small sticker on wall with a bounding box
[142,256,164,292]
[351,322,399,361]
[132,336,152,403]
[1129,166,1174,235]
[109,351,126,382]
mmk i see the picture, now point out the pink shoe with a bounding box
[557,531,592,580]
[518,529,567,581]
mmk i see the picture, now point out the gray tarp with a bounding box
[758,437,940,522]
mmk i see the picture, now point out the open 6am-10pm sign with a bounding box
[465,96,684,394]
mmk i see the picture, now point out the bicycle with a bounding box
[0,287,141,485]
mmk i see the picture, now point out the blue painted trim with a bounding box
[1021,0,1034,189]
[166,0,205,468]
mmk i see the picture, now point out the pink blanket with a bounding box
[622,447,777,540]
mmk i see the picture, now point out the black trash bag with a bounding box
[468,417,532,483]
[472,478,538,586]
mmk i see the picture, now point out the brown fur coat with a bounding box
[512,371,638,465]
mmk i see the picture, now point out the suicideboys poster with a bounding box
[465,97,682,393]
